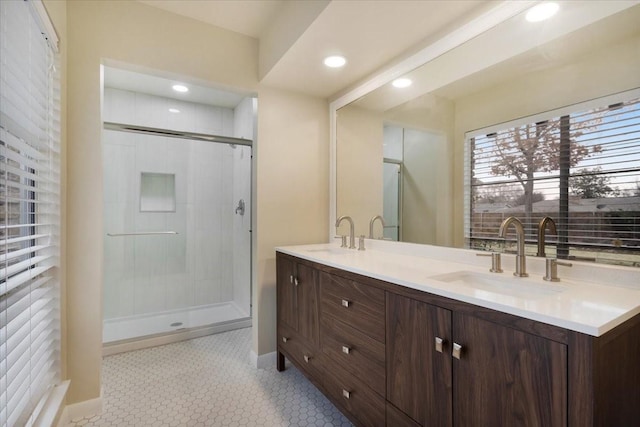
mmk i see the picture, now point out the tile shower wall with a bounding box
[103,88,252,320]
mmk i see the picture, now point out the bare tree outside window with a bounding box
[486,115,603,235]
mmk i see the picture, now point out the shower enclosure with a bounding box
[101,78,254,345]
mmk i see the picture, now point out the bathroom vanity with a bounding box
[275,242,640,427]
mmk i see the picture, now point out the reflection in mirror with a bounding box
[335,1,640,267]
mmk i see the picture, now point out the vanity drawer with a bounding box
[324,363,385,427]
[278,326,323,383]
[321,315,385,396]
[320,272,385,342]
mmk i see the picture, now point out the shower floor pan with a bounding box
[103,301,250,344]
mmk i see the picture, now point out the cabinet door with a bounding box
[386,293,452,426]
[276,255,297,332]
[453,313,567,427]
[296,262,319,345]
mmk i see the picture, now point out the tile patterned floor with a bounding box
[67,328,352,426]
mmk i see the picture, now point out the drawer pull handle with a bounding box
[452,343,463,360]
[282,337,288,343]
[341,299,351,308]
[342,345,351,355]
[435,337,444,353]
[342,389,351,399]
[304,355,311,363]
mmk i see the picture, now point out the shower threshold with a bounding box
[103,302,251,355]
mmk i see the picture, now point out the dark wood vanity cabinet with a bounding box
[387,293,567,426]
[276,255,321,380]
[386,293,452,426]
[453,313,567,427]
[387,292,567,426]
[276,252,640,427]
[319,271,386,427]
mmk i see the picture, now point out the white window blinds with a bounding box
[465,90,640,267]
[0,1,61,426]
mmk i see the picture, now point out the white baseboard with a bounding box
[250,350,277,369]
[56,393,103,427]
[103,318,252,356]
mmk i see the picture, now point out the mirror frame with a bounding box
[328,1,535,240]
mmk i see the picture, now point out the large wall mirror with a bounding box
[332,1,640,267]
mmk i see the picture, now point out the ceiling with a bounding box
[136,0,286,39]
[133,0,498,100]
[103,67,248,109]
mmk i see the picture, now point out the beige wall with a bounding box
[451,34,640,246]
[255,87,329,354]
[336,104,384,237]
[63,0,328,405]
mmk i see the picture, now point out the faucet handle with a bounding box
[335,235,348,248]
[358,235,366,251]
[543,258,572,282]
[476,252,503,273]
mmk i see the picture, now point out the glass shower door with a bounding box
[383,161,401,241]
[102,129,252,343]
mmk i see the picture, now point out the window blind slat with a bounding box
[0,280,51,329]
[0,234,50,247]
[1,255,53,281]
[1,265,54,299]
[0,245,49,264]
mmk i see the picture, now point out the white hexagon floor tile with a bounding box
[66,328,353,427]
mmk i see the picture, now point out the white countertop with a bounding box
[276,240,640,337]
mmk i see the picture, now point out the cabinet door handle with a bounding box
[342,389,351,399]
[303,355,311,363]
[342,345,351,355]
[294,277,299,286]
[290,275,294,284]
[452,343,463,360]
[282,337,288,343]
[341,299,351,308]
[435,337,444,353]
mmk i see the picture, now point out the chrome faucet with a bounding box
[498,216,528,277]
[336,215,356,249]
[537,216,557,258]
[369,215,385,239]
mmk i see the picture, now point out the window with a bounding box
[1,1,61,426]
[465,89,640,267]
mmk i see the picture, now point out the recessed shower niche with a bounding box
[140,172,176,212]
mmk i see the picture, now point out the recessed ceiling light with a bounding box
[324,56,346,68]
[392,78,412,88]
[525,2,559,22]
[172,84,189,93]
[168,108,180,113]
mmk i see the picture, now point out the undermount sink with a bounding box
[429,270,567,299]
[305,247,352,255]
